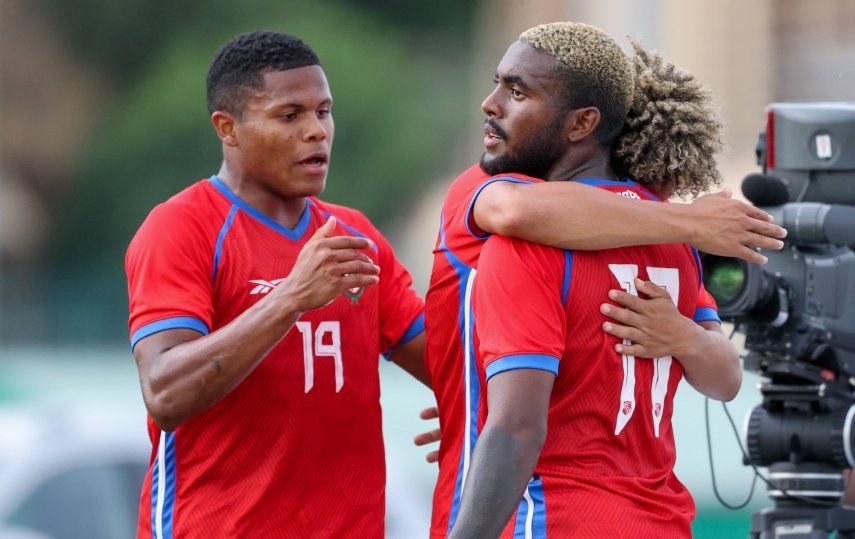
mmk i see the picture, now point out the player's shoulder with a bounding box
[445,163,541,212]
[129,179,228,252]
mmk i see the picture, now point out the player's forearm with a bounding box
[143,296,303,431]
[678,324,742,402]
[476,181,695,250]
[388,332,432,389]
[448,421,545,539]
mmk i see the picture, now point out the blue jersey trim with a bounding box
[513,475,547,538]
[162,432,176,538]
[694,306,722,324]
[150,432,177,539]
[438,217,480,534]
[574,177,661,201]
[150,449,158,537]
[131,317,209,350]
[208,176,312,241]
[561,250,573,305]
[465,177,536,239]
[320,211,379,252]
[212,205,239,283]
[689,247,704,289]
[397,312,425,346]
[383,313,426,361]
[486,354,560,381]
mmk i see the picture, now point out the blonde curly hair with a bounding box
[519,22,724,198]
[614,38,724,198]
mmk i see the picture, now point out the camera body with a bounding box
[701,103,855,537]
[704,102,855,383]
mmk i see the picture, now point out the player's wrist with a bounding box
[669,202,700,246]
[673,321,708,361]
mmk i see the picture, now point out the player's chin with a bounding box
[296,175,327,198]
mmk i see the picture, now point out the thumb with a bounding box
[312,216,336,240]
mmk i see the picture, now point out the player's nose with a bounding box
[481,87,503,119]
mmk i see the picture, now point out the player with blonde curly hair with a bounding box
[424,22,769,539]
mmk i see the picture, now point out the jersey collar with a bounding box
[208,175,313,241]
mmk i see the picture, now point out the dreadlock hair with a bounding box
[206,30,321,118]
[519,22,724,198]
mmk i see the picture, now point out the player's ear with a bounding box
[566,107,601,143]
[211,110,239,147]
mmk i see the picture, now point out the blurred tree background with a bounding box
[3,0,476,344]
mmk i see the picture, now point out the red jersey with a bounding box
[473,181,718,539]
[125,176,424,539]
[425,166,719,538]
[425,165,540,538]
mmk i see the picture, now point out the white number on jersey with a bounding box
[296,321,343,393]
[607,265,680,437]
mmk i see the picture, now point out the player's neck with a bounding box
[545,148,618,182]
[215,164,308,230]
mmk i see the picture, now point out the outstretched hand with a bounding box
[414,406,440,464]
[689,188,787,264]
[600,278,701,359]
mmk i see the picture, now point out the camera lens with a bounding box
[700,254,781,321]
[704,257,746,306]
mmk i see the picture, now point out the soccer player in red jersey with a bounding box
[425,23,783,539]
[125,32,427,538]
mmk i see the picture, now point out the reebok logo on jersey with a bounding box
[249,279,285,295]
[618,190,641,200]
[654,403,663,417]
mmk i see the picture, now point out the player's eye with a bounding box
[317,108,331,118]
[280,112,298,121]
[510,88,524,99]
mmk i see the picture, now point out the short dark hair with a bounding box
[206,30,321,117]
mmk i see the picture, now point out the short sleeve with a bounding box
[125,203,216,349]
[370,227,425,355]
[693,284,721,324]
[474,235,567,380]
[464,176,537,239]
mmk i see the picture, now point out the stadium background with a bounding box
[0,0,853,537]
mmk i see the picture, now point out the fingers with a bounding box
[605,289,645,311]
[426,450,439,464]
[333,260,380,277]
[743,231,785,251]
[634,278,670,299]
[600,302,641,326]
[747,218,787,240]
[333,250,374,264]
[614,342,654,358]
[311,216,337,240]
[419,406,439,420]
[323,235,375,251]
[744,204,775,223]
[341,273,380,289]
[602,321,644,342]
[414,428,441,447]
[733,245,768,265]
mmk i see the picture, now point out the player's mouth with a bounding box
[484,121,506,150]
[297,152,329,174]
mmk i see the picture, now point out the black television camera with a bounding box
[702,102,855,538]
